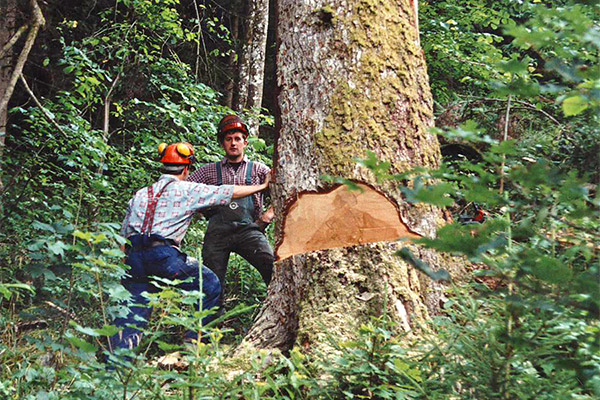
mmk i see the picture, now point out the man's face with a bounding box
[222,131,248,161]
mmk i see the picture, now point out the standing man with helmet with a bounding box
[188,114,274,303]
[111,141,270,352]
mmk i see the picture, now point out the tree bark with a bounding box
[243,0,461,352]
[233,0,269,136]
[0,0,19,163]
[0,0,44,156]
[223,2,240,110]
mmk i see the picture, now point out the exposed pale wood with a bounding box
[276,183,420,261]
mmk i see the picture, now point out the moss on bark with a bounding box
[314,0,438,180]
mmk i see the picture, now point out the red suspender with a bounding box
[140,180,175,235]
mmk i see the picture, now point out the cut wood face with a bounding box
[276,183,421,261]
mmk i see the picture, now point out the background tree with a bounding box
[0,0,18,176]
[233,0,269,113]
[218,0,272,137]
[0,0,44,197]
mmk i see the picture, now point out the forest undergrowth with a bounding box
[1,0,598,399]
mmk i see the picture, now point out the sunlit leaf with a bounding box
[562,95,589,116]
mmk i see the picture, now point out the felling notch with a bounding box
[275,182,421,261]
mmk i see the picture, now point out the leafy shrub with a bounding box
[386,125,599,398]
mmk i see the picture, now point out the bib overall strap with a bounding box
[245,161,253,185]
[245,161,255,211]
[216,162,222,185]
[141,180,174,235]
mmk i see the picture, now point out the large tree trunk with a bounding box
[233,0,269,136]
[244,0,461,352]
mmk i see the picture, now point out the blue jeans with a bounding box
[109,244,221,351]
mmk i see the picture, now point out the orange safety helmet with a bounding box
[158,142,196,165]
[217,114,248,142]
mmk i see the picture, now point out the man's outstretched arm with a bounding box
[232,172,271,199]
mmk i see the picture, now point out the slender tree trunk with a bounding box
[244,0,462,352]
[0,0,19,218]
[233,0,269,136]
[0,0,43,221]
[0,0,44,157]
[0,0,18,165]
[223,0,241,109]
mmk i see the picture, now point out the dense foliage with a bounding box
[0,0,598,399]
[422,0,600,183]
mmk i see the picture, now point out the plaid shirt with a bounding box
[188,156,270,220]
[121,175,234,244]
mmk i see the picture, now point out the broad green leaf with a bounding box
[47,240,67,256]
[73,230,93,241]
[357,151,392,180]
[107,284,131,301]
[0,286,10,300]
[498,59,529,74]
[95,325,119,337]
[93,233,108,244]
[0,283,35,299]
[73,323,101,337]
[562,96,589,116]
[65,332,98,353]
[32,221,55,232]
[417,219,509,258]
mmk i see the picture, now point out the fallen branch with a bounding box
[19,74,69,139]
[45,300,79,324]
[15,319,48,333]
[481,97,561,126]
